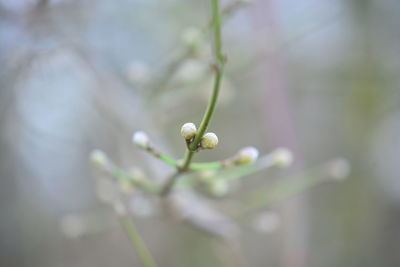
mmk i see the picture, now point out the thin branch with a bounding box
[161,0,225,195]
[188,0,225,152]
[119,216,158,267]
[150,0,248,98]
[112,169,160,194]
[160,172,182,196]
[236,159,349,217]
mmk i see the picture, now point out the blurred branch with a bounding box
[119,215,158,267]
[237,158,349,217]
[231,11,343,81]
[149,0,248,98]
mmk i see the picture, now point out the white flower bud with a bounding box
[201,132,218,149]
[271,148,293,168]
[180,122,197,140]
[90,149,109,169]
[235,146,259,165]
[132,131,149,148]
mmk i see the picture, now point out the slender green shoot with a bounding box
[161,0,225,195]
[112,169,160,194]
[237,159,348,217]
[120,216,158,267]
[187,0,225,153]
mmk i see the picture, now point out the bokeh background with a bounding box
[1,0,400,266]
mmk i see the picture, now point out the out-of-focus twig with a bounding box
[119,214,158,267]
[149,0,249,98]
[236,158,350,217]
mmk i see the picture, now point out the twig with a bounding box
[150,0,248,98]
[236,159,349,217]
[160,0,225,196]
[188,0,225,152]
[160,172,182,196]
[119,216,158,267]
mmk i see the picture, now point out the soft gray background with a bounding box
[1,0,399,266]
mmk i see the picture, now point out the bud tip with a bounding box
[272,148,293,167]
[180,122,197,140]
[132,131,150,148]
[201,132,219,149]
[236,146,259,165]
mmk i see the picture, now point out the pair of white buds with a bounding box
[180,122,219,149]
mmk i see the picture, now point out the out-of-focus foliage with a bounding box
[1,0,400,267]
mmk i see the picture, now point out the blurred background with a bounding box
[1,0,400,266]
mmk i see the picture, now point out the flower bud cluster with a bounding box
[180,122,219,150]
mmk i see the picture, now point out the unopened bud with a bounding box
[201,132,218,149]
[271,148,293,167]
[235,146,259,165]
[132,131,150,149]
[90,149,109,169]
[180,122,197,140]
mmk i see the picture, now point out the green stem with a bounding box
[191,161,222,171]
[237,161,343,217]
[119,216,158,267]
[160,0,225,196]
[158,154,179,167]
[181,149,195,170]
[187,0,225,154]
[160,172,182,196]
[113,169,160,194]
